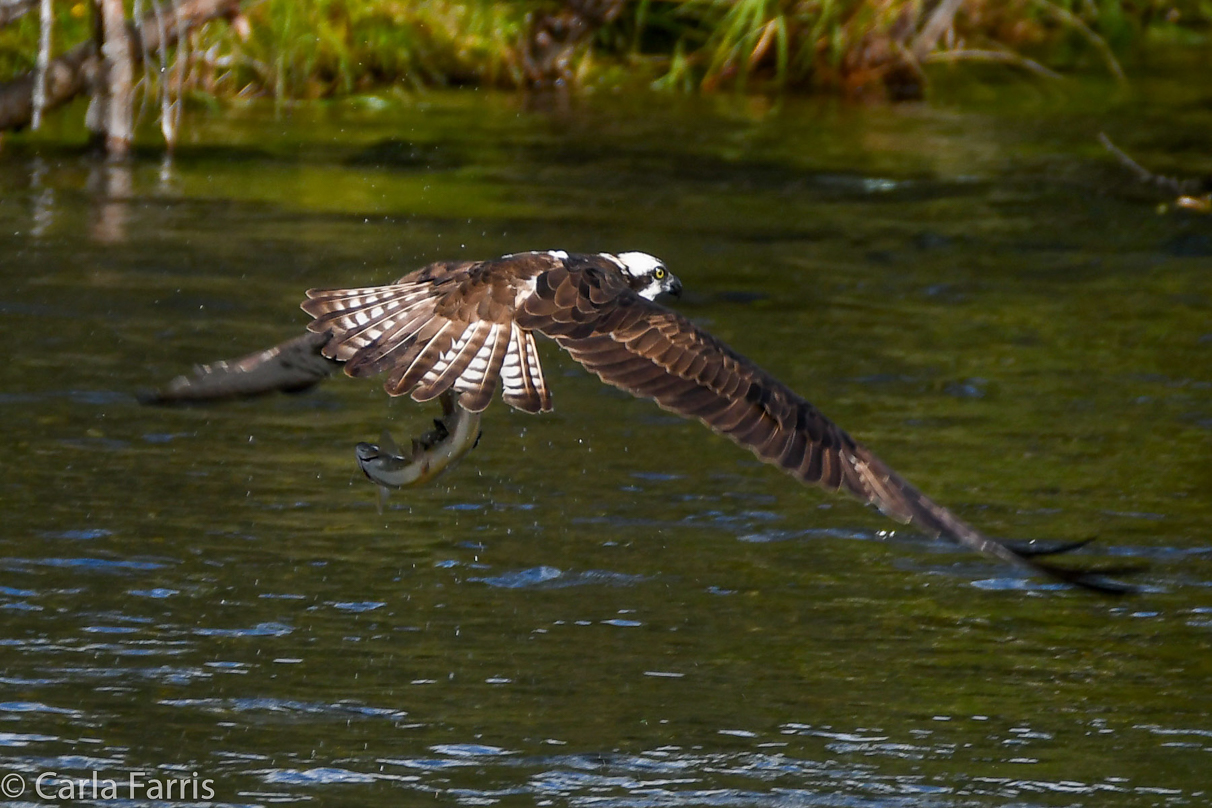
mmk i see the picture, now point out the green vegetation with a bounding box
[0,2,92,78]
[202,0,528,99]
[2,0,1210,100]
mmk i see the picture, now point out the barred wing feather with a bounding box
[301,265,552,413]
[516,265,1131,594]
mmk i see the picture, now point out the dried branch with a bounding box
[98,0,136,156]
[1031,0,1127,86]
[0,0,36,27]
[149,0,183,149]
[521,0,627,90]
[1098,132,1209,196]
[0,0,241,133]
[924,47,1062,81]
[912,0,965,61]
[30,0,51,128]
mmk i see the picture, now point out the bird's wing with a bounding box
[300,255,554,413]
[139,331,341,404]
[516,264,1131,594]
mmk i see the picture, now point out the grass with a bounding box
[192,0,528,100]
[615,0,1211,93]
[0,0,91,79]
[1,0,1209,102]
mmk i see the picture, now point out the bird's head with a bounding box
[615,251,682,301]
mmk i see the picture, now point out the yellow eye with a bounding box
[654,267,666,280]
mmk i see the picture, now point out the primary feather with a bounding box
[296,251,1133,594]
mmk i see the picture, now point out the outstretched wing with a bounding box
[301,256,553,413]
[139,331,341,404]
[516,264,1130,594]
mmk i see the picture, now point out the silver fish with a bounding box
[355,391,482,511]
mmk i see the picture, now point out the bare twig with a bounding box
[98,0,136,157]
[1031,0,1127,86]
[30,0,51,129]
[1098,132,1207,196]
[0,0,240,132]
[924,48,1063,81]
[85,0,107,136]
[521,0,627,90]
[171,0,189,146]
[150,0,180,149]
[912,0,965,60]
[0,0,36,27]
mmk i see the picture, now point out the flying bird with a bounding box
[147,250,1135,594]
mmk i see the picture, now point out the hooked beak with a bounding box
[667,275,683,299]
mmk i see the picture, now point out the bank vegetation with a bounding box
[1,1,1208,154]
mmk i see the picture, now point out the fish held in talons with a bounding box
[356,391,483,511]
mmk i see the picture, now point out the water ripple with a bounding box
[158,697,407,722]
[0,702,82,716]
[260,767,379,785]
[104,622,291,639]
[4,557,169,572]
[471,567,647,589]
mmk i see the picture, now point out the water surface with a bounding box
[0,82,1210,806]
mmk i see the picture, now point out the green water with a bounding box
[0,82,1210,807]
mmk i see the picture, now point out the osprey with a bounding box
[147,250,1135,594]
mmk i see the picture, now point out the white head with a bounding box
[605,251,682,301]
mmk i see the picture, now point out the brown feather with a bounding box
[294,252,1130,594]
[512,259,1130,594]
[388,320,461,395]
[412,321,492,402]
[455,323,511,412]
[301,255,559,408]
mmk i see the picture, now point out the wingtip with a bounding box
[1003,537,1097,558]
[1006,538,1145,595]
[1028,557,1147,596]
[1067,575,1141,596]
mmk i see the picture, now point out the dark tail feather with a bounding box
[140,331,340,404]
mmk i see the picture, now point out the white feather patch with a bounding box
[464,326,497,374]
[454,324,503,395]
[616,251,664,278]
[398,320,453,386]
[513,276,538,309]
[501,326,525,395]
